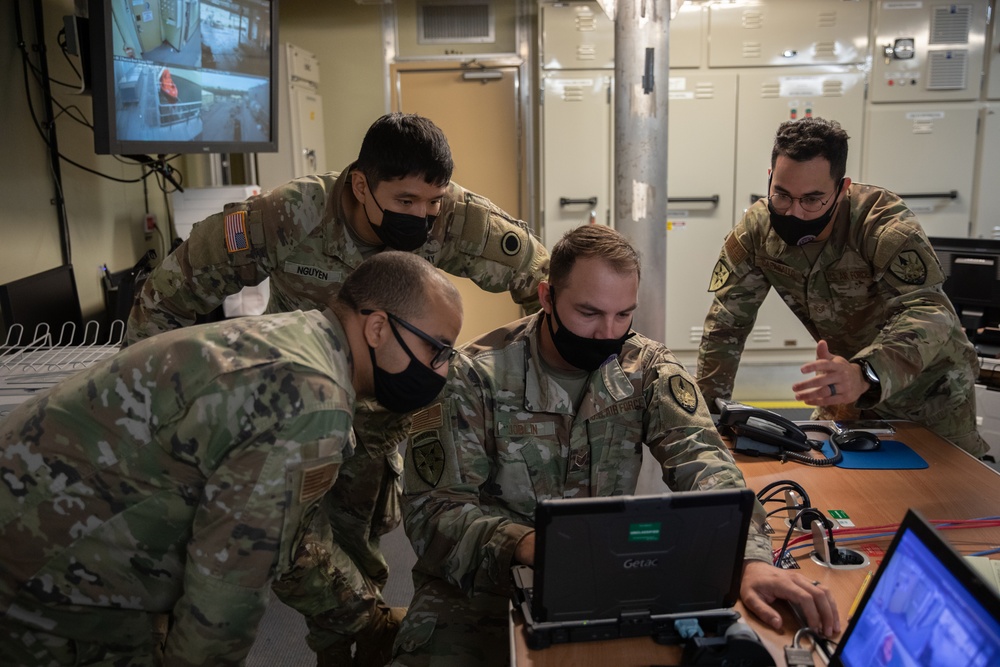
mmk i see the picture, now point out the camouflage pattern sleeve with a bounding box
[401,355,533,597]
[696,213,773,408]
[165,408,351,665]
[126,175,332,344]
[431,183,549,313]
[641,350,771,562]
[851,216,960,408]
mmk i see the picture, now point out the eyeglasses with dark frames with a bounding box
[768,178,844,214]
[360,309,457,369]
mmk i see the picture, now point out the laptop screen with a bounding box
[834,510,1000,667]
[531,489,754,624]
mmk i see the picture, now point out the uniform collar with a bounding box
[325,165,371,269]
[522,313,635,417]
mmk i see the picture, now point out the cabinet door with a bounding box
[708,0,870,68]
[541,71,613,248]
[665,72,737,351]
[540,1,614,71]
[862,103,977,238]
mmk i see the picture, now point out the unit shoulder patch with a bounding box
[709,260,731,292]
[889,250,927,285]
[501,230,522,256]
[668,374,698,414]
[411,431,446,488]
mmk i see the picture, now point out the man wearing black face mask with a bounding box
[393,225,840,666]
[124,113,549,665]
[697,117,987,457]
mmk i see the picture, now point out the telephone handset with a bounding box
[715,399,811,452]
[714,399,842,466]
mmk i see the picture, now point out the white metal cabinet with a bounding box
[665,72,737,351]
[870,0,988,104]
[540,71,613,248]
[707,0,870,68]
[861,102,978,238]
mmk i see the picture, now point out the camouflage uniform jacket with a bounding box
[697,183,985,455]
[402,314,771,600]
[126,166,549,346]
[0,311,355,666]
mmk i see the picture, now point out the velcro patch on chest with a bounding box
[283,262,342,283]
[299,463,338,503]
[495,420,557,437]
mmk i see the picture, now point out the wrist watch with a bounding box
[854,359,881,400]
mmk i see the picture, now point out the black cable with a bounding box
[756,480,811,509]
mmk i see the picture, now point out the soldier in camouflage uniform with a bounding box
[0,252,463,667]
[125,113,549,664]
[392,226,840,667]
[697,117,988,457]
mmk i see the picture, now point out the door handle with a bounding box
[898,191,958,200]
[667,195,720,205]
[559,197,598,207]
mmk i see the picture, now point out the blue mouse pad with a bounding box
[820,439,928,470]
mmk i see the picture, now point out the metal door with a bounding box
[665,71,737,351]
[540,70,613,248]
[392,64,525,342]
[862,102,978,238]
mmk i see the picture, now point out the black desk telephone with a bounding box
[715,399,842,466]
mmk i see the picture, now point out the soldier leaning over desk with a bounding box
[392,225,840,667]
[0,252,463,666]
[124,113,550,665]
[697,117,988,457]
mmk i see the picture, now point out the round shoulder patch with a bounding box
[709,260,731,292]
[889,249,927,285]
[668,374,699,414]
[501,230,522,256]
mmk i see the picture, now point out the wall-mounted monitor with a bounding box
[88,0,278,156]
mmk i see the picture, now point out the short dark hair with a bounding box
[355,113,454,188]
[336,251,460,321]
[770,117,850,182]
[549,225,641,291]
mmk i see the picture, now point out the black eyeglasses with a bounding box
[361,309,457,369]
[768,178,843,214]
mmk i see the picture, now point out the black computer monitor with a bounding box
[929,236,1000,354]
[0,265,84,345]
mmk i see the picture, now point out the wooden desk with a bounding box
[511,422,1000,666]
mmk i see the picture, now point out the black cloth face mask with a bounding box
[767,178,843,247]
[546,288,634,372]
[369,318,447,413]
[364,178,435,251]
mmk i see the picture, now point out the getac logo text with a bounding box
[623,558,658,569]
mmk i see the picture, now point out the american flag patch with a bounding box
[299,463,338,503]
[409,404,443,433]
[224,211,249,253]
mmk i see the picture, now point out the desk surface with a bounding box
[511,421,1000,666]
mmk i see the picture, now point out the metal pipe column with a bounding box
[613,0,669,342]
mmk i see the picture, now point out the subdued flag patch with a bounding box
[300,463,338,503]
